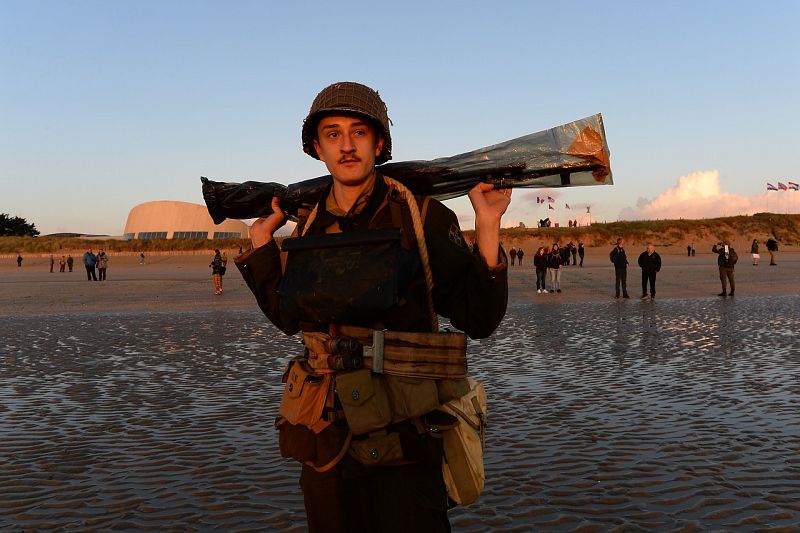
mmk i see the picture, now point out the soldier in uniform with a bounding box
[235,82,510,532]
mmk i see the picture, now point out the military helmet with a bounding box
[302,81,392,164]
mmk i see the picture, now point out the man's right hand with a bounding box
[250,197,286,249]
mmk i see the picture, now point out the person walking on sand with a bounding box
[67,254,74,272]
[17,254,22,267]
[766,236,779,266]
[509,247,517,266]
[610,238,630,299]
[578,242,585,267]
[82,249,98,281]
[712,241,738,297]
[516,248,524,266]
[534,246,548,293]
[59,255,66,272]
[49,255,55,273]
[687,244,692,257]
[750,239,760,266]
[637,244,662,300]
[547,243,562,293]
[139,252,146,265]
[96,249,109,281]
[210,249,224,295]
[570,240,577,265]
[234,81,510,532]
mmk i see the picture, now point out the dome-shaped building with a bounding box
[123,201,249,240]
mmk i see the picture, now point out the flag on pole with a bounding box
[778,182,788,190]
[767,183,778,191]
[548,204,554,210]
[565,203,571,209]
[788,181,799,190]
[547,196,555,203]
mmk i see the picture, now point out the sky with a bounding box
[2,1,799,236]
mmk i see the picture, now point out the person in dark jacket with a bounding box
[609,238,629,298]
[547,243,562,293]
[533,246,548,293]
[516,248,524,266]
[712,241,738,296]
[750,239,759,266]
[766,236,779,265]
[637,244,662,300]
[234,81,510,533]
[578,242,585,267]
[209,249,224,295]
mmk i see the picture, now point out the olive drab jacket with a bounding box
[235,174,508,339]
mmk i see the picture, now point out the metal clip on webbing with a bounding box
[363,330,385,373]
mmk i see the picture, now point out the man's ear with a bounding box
[312,138,324,162]
[374,136,385,157]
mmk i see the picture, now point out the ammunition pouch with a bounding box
[278,229,402,325]
[278,359,334,434]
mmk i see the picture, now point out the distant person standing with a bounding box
[712,242,737,297]
[516,248,524,266]
[610,238,630,299]
[17,254,22,267]
[750,239,760,266]
[67,254,74,272]
[96,249,109,281]
[49,255,55,273]
[766,236,779,265]
[210,249,225,295]
[547,243,562,293]
[578,242,585,267]
[59,255,66,272]
[83,249,98,281]
[570,240,577,265]
[509,247,517,266]
[687,244,692,257]
[637,244,662,300]
[139,252,146,265]
[534,246,548,293]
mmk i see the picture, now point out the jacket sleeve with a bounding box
[423,200,508,339]
[234,241,301,336]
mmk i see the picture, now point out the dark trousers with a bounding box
[98,267,106,281]
[536,269,546,290]
[719,267,735,294]
[300,454,450,533]
[615,268,628,297]
[571,251,577,265]
[85,265,97,281]
[579,253,584,266]
[642,271,656,297]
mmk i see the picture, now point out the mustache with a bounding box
[338,156,361,164]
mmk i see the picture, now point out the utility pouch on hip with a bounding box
[278,359,333,433]
[335,368,392,435]
[385,375,439,424]
[278,228,402,325]
[349,431,405,466]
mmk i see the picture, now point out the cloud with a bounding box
[618,170,794,220]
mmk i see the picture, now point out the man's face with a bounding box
[618,240,624,248]
[313,115,384,187]
[647,245,654,254]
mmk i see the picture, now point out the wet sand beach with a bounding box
[2,251,799,530]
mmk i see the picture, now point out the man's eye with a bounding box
[354,130,366,136]
[327,132,338,138]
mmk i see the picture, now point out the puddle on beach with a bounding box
[1,296,799,531]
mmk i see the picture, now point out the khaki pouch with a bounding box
[350,431,405,465]
[335,368,392,435]
[385,375,439,424]
[278,360,333,432]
